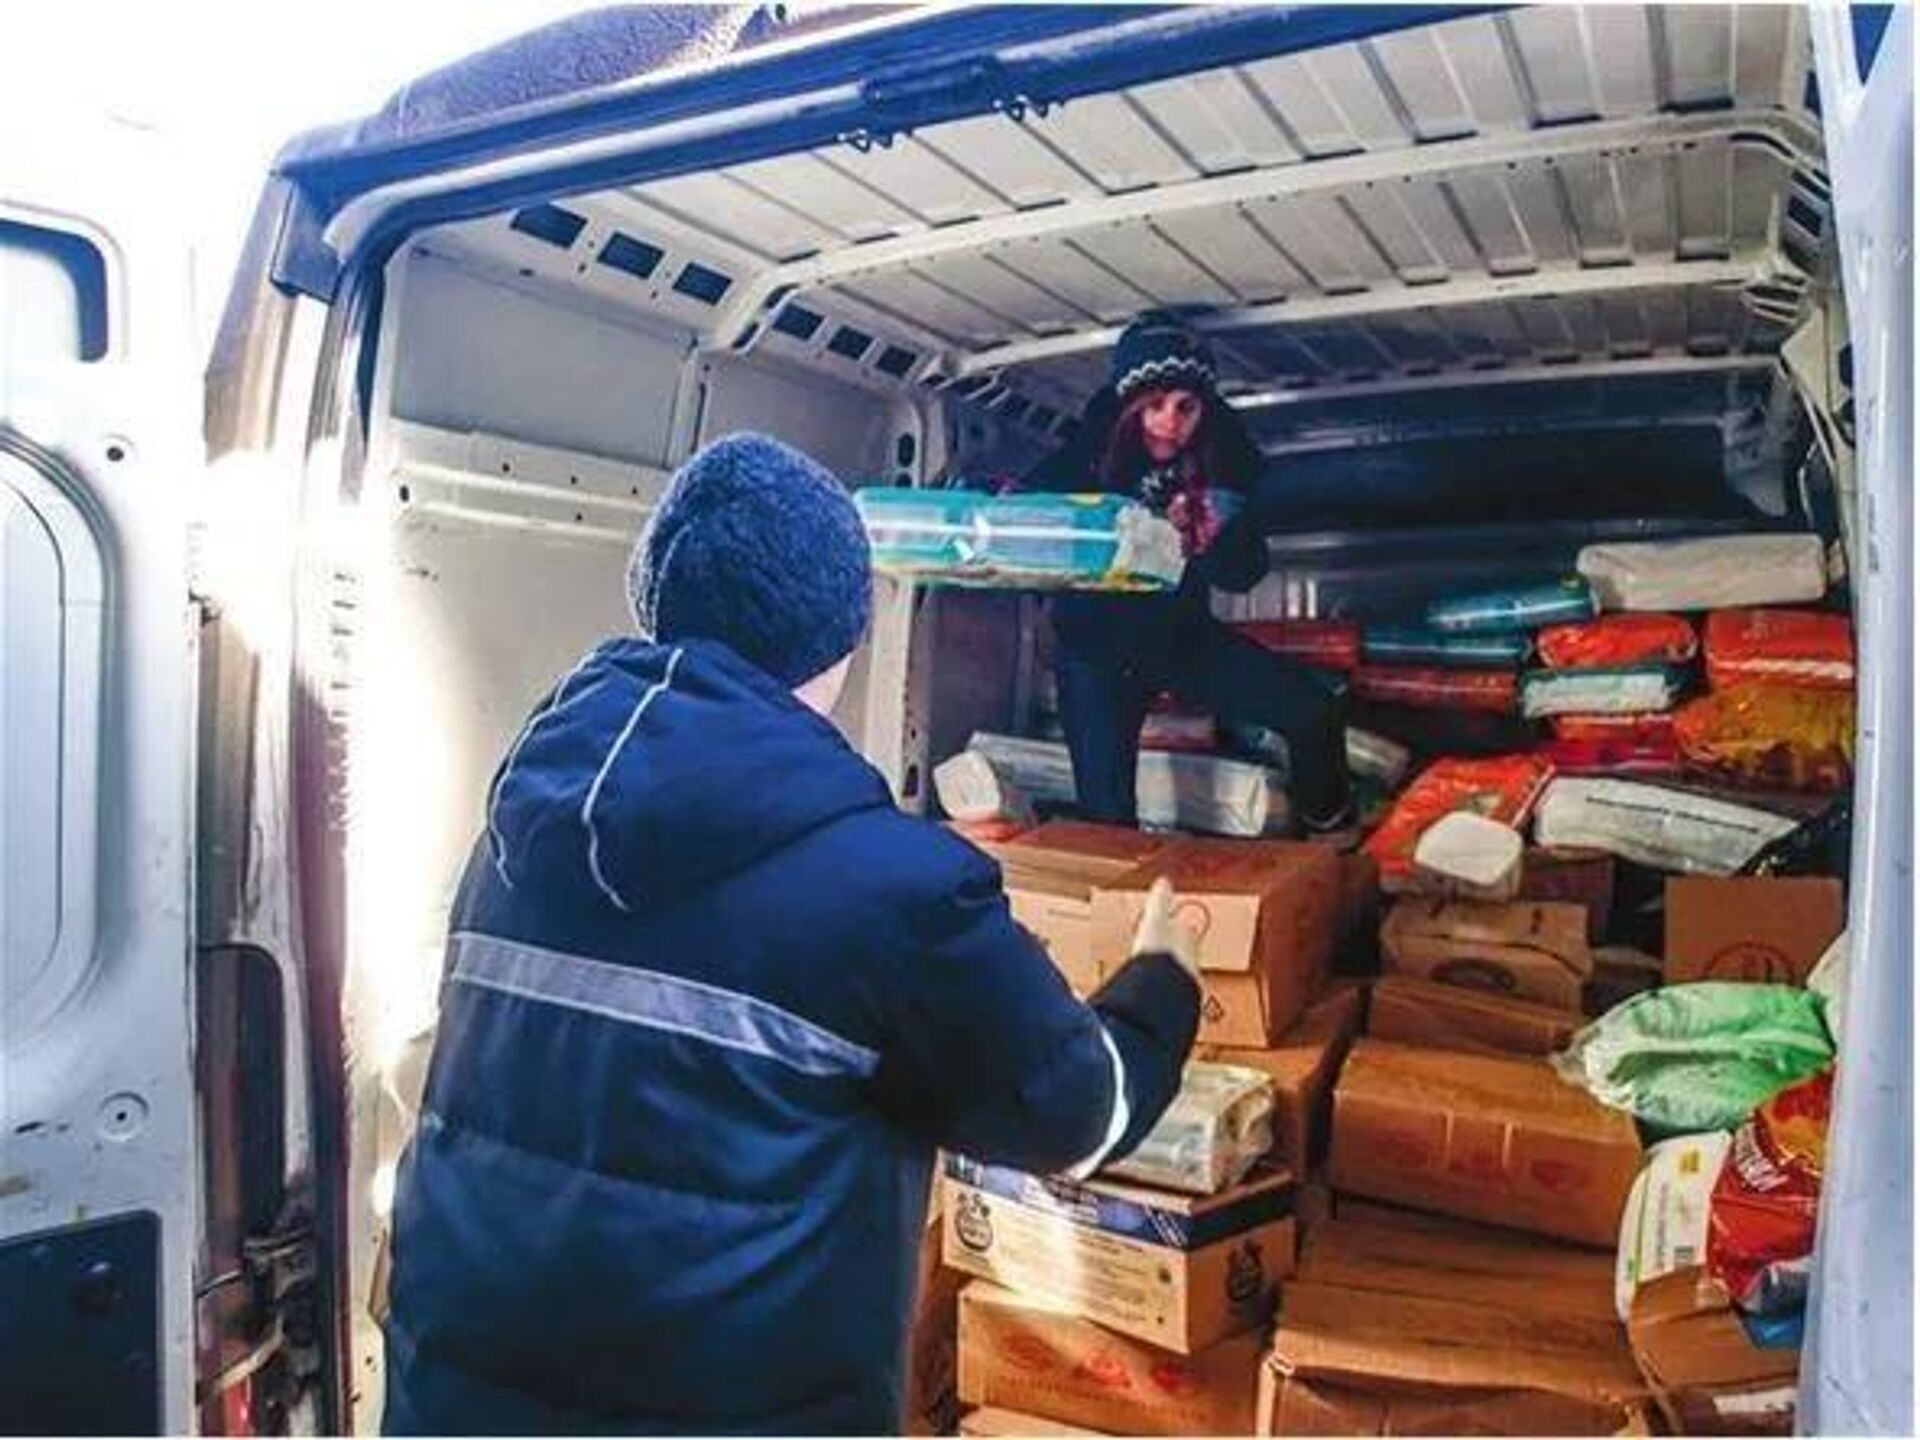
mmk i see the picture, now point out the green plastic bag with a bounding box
[1552,983,1835,1136]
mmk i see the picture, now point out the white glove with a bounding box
[1131,877,1200,978]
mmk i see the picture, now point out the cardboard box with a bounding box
[1519,846,1617,944]
[958,1283,1262,1436]
[959,1407,1106,1437]
[1628,1269,1799,1436]
[942,1157,1297,1354]
[1090,839,1341,1047]
[1335,852,1381,965]
[1257,1212,1647,1435]
[1381,897,1593,1011]
[1196,982,1364,1169]
[990,825,1175,997]
[1665,877,1845,986]
[1328,1040,1641,1247]
[1585,945,1664,1017]
[905,1181,964,1435]
[1367,975,1578,1057]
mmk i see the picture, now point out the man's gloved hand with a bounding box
[1131,876,1200,978]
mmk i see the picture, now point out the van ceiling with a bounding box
[425,4,1828,451]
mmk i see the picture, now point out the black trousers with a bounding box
[1056,617,1350,828]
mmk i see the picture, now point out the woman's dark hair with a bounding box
[1096,384,1262,494]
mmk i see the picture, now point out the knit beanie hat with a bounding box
[1110,310,1219,402]
[627,433,872,686]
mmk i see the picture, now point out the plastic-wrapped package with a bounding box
[1535,737,1685,778]
[1345,726,1412,789]
[1364,755,1555,893]
[1616,1132,1735,1323]
[1577,534,1828,612]
[1672,685,1854,793]
[1537,613,1699,668]
[1351,665,1518,713]
[1704,609,1855,690]
[1140,700,1218,754]
[964,732,1290,837]
[1533,777,1798,875]
[1707,1068,1832,1316]
[1101,1061,1276,1195]
[1552,983,1835,1137]
[1519,664,1690,720]
[1412,811,1524,900]
[1231,618,1361,670]
[856,488,1185,591]
[935,749,1037,827]
[1362,625,1531,669]
[1425,576,1597,633]
[1552,712,1679,746]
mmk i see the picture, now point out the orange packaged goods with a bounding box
[1351,664,1518,713]
[1364,755,1555,895]
[1705,608,1855,690]
[1089,839,1341,1047]
[1536,613,1699,669]
[1707,1068,1832,1317]
[1328,1040,1641,1247]
[1233,619,1361,671]
[1672,684,1854,793]
[957,1283,1262,1436]
[1553,712,1679,745]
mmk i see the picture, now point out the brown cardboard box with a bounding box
[904,1181,964,1435]
[1367,975,1578,1057]
[1196,982,1364,1169]
[1334,853,1383,975]
[959,1407,1107,1437]
[942,1158,1297,1354]
[1628,1269,1799,1436]
[1585,945,1664,1017]
[1256,1212,1647,1435]
[1519,846,1617,944]
[1090,839,1341,1046]
[1328,1040,1641,1247]
[989,825,1175,997]
[1665,877,1845,986]
[958,1283,1262,1436]
[1381,897,1593,1011]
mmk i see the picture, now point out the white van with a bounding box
[2,3,1910,1433]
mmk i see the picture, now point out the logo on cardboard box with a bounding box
[1148,1360,1202,1399]
[1226,1239,1266,1318]
[955,1194,995,1254]
[1001,1334,1055,1374]
[1528,1158,1592,1195]
[1071,1350,1134,1392]
[1431,958,1520,995]
[1703,942,1793,983]
[1376,1128,1433,1171]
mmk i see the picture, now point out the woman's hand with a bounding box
[1130,877,1200,978]
[1166,490,1225,559]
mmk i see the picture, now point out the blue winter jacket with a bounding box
[381,638,1199,1435]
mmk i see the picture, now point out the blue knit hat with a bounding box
[628,433,872,686]
[1110,310,1219,402]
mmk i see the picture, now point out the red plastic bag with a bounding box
[1140,698,1218,754]
[1705,609,1855,690]
[1707,1068,1832,1315]
[1673,684,1854,793]
[1536,613,1698,668]
[1363,754,1555,892]
[1233,619,1361,671]
[1534,737,1684,777]
[1551,712,1678,746]
[1352,665,1518,714]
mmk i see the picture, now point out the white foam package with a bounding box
[964,732,1291,837]
[1615,1131,1733,1323]
[1518,665,1686,720]
[1532,778,1799,875]
[1576,533,1828,612]
[1413,811,1523,900]
[1100,1061,1275,1196]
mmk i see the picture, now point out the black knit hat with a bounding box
[1110,310,1218,402]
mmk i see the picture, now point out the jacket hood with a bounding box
[485,638,893,911]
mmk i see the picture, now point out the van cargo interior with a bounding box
[334,5,1862,1429]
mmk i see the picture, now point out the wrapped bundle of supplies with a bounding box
[857,487,1186,591]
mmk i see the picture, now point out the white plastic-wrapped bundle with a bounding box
[933,750,1035,826]
[1615,1132,1733,1323]
[1345,726,1412,788]
[964,732,1291,837]
[1519,664,1688,719]
[1412,811,1524,900]
[1532,778,1798,875]
[1576,534,1828,612]
[1101,1062,1275,1195]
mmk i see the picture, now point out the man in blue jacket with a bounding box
[382,433,1203,1435]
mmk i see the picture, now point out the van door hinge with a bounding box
[195,1209,321,1425]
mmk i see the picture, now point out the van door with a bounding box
[1,115,202,1431]
[1803,7,1912,1435]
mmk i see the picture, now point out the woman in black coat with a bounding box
[1024,311,1354,835]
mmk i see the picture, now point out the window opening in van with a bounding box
[507,203,587,249]
[827,324,874,361]
[875,344,918,378]
[0,219,109,362]
[672,261,733,304]
[596,232,663,279]
[772,303,825,341]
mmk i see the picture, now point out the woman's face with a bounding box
[1139,387,1205,463]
